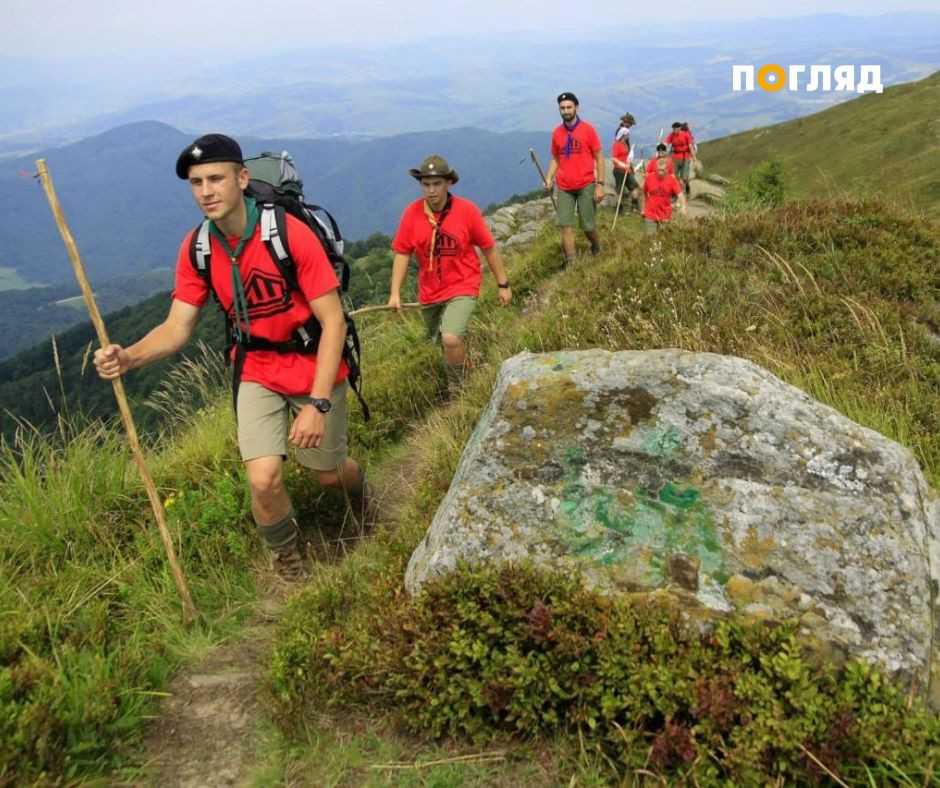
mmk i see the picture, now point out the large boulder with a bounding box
[406,349,940,702]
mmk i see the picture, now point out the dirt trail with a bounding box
[138,450,424,786]
[139,617,275,787]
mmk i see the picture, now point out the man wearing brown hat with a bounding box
[388,154,511,395]
[93,133,367,582]
[544,92,605,266]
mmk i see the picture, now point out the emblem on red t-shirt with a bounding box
[234,267,291,319]
[436,230,459,257]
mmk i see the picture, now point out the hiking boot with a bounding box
[271,538,308,583]
[590,240,602,256]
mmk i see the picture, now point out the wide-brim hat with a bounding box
[620,113,636,125]
[409,154,459,184]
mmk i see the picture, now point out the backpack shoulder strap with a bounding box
[259,203,300,294]
[188,220,213,282]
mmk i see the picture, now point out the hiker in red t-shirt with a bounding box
[666,121,695,197]
[611,112,641,215]
[642,154,687,235]
[543,92,605,266]
[93,133,368,582]
[388,155,511,395]
[646,143,675,176]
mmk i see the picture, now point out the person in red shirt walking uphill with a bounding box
[93,134,368,583]
[646,142,675,175]
[388,155,511,395]
[666,121,695,197]
[543,92,605,266]
[612,113,641,216]
[643,153,687,235]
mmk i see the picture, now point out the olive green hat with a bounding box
[409,154,459,184]
[620,113,636,125]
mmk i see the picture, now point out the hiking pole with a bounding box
[611,165,630,230]
[348,302,423,318]
[528,149,557,211]
[34,159,199,627]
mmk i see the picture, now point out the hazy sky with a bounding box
[4,0,939,56]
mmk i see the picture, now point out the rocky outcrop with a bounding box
[406,349,940,704]
[486,197,554,247]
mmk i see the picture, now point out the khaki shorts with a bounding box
[555,185,597,230]
[237,380,348,471]
[422,296,478,342]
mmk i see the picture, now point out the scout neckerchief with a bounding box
[209,196,260,343]
[422,193,453,272]
[562,117,581,159]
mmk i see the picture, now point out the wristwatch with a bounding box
[310,398,332,414]
[497,282,510,289]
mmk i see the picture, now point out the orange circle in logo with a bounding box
[756,64,787,92]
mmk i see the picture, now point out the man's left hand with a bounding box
[594,184,605,204]
[498,287,512,307]
[289,404,326,449]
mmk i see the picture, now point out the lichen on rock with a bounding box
[405,349,940,702]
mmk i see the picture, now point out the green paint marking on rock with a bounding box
[553,447,725,586]
[640,425,684,457]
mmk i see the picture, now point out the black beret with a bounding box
[557,91,579,105]
[175,133,244,179]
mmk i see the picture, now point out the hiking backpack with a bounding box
[188,150,369,420]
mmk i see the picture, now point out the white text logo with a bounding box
[731,65,883,94]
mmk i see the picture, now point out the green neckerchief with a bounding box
[209,196,260,342]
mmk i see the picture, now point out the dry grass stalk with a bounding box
[370,750,507,770]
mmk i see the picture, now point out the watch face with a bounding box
[312,398,332,414]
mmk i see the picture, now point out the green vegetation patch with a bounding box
[271,562,940,783]
[699,71,940,214]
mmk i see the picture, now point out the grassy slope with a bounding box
[4,191,940,780]
[699,70,940,212]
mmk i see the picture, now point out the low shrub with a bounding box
[271,563,940,783]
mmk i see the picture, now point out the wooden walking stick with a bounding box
[35,159,199,626]
[348,302,423,318]
[528,149,557,211]
[611,164,630,230]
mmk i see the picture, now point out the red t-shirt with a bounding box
[646,157,674,175]
[551,120,602,191]
[643,170,682,222]
[173,213,348,397]
[391,195,495,304]
[611,140,630,170]
[667,130,693,159]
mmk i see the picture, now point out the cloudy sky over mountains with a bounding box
[5,0,940,54]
